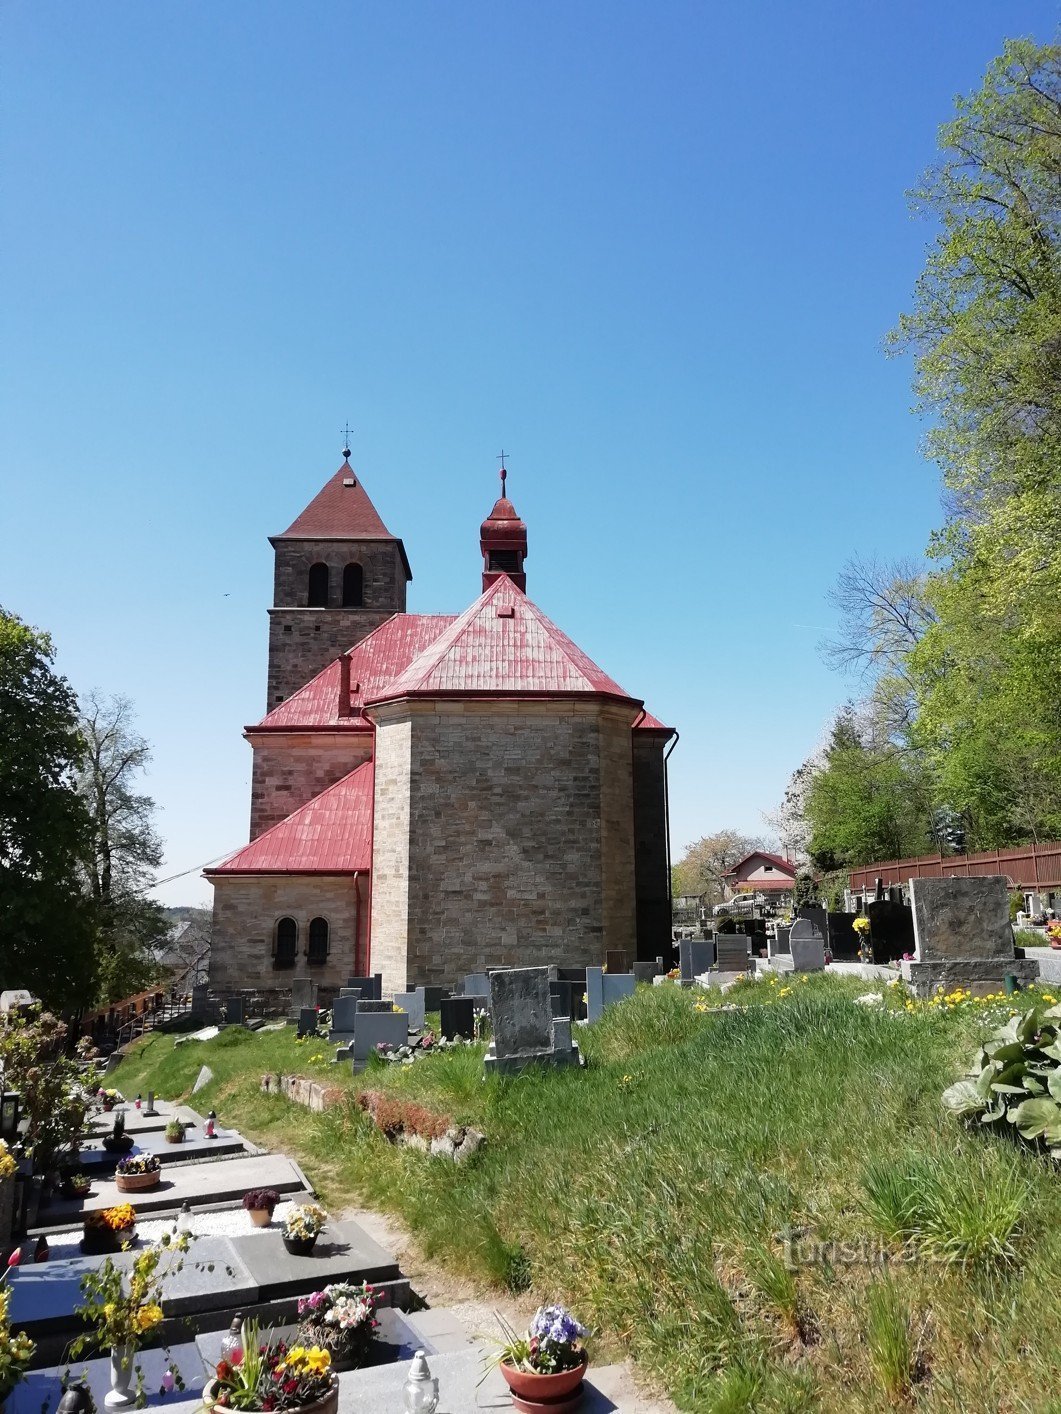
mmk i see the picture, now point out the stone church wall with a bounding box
[247,731,373,838]
[368,699,638,993]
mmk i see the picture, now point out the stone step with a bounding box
[31,1154,312,1231]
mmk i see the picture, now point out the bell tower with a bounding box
[480,459,528,593]
[266,445,412,707]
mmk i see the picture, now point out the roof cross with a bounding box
[341,423,354,458]
[497,449,509,491]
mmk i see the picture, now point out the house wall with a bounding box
[367,698,638,993]
[209,873,368,1001]
[734,859,796,887]
[266,539,407,708]
[247,731,374,838]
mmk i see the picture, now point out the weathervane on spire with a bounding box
[497,448,509,493]
[341,423,354,459]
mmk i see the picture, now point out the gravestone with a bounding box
[461,972,491,997]
[605,949,629,974]
[290,978,317,1013]
[296,1007,318,1038]
[393,990,426,1032]
[351,1011,409,1064]
[827,911,860,961]
[484,968,580,1074]
[789,919,826,972]
[339,987,362,998]
[797,906,828,941]
[329,995,360,1039]
[715,936,750,974]
[422,986,447,1012]
[356,999,392,1013]
[463,993,490,1013]
[769,926,791,958]
[632,961,658,984]
[679,939,715,981]
[224,996,245,1025]
[904,876,1039,997]
[345,974,382,1001]
[549,980,576,1021]
[190,985,208,1017]
[585,967,636,1023]
[866,898,915,964]
[440,997,475,1041]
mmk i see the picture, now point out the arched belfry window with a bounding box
[274,917,297,969]
[307,562,329,607]
[307,917,330,965]
[342,563,364,608]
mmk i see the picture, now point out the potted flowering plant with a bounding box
[242,1189,281,1228]
[71,1232,189,1408]
[82,1203,138,1255]
[295,1283,378,1369]
[99,1089,121,1113]
[115,1154,162,1194]
[282,1205,327,1257]
[487,1305,589,1406]
[0,1270,36,1407]
[62,1171,93,1199]
[205,1317,337,1414]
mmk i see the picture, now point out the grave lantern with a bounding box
[57,1384,94,1414]
[0,1092,20,1141]
[205,1110,217,1139]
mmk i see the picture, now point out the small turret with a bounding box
[480,460,527,593]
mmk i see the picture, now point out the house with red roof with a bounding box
[206,453,676,998]
[722,851,798,904]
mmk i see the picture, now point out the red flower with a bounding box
[215,1361,232,1382]
[283,1379,299,1396]
[262,1399,276,1411]
[7,1248,21,1268]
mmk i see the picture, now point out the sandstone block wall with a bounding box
[267,610,396,708]
[247,732,373,838]
[632,735,672,960]
[209,874,368,995]
[368,700,638,993]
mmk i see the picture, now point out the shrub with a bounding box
[242,1188,280,1212]
[942,1000,1061,1157]
[356,1091,451,1141]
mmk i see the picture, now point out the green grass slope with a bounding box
[113,977,1061,1413]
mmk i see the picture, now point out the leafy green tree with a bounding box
[0,608,97,1005]
[672,829,774,908]
[77,693,169,1003]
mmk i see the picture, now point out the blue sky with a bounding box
[1,3,1053,905]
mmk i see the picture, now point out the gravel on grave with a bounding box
[42,1201,299,1260]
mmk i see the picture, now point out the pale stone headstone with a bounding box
[585,967,636,1023]
[290,978,317,1013]
[0,990,34,1012]
[393,990,426,1032]
[789,919,826,972]
[905,876,1039,996]
[192,1064,214,1093]
[350,1011,409,1063]
[461,972,491,997]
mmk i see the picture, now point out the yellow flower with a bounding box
[305,1349,331,1374]
[135,1304,163,1332]
[103,1303,117,1323]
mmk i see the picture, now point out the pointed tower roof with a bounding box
[480,462,528,592]
[366,575,640,706]
[271,454,411,579]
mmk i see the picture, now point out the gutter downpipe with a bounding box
[663,731,680,939]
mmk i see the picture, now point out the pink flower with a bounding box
[7,1248,21,1268]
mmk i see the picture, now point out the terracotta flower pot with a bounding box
[248,1208,273,1227]
[499,1353,588,1410]
[115,1171,160,1193]
[204,1376,338,1414]
[282,1233,318,1257]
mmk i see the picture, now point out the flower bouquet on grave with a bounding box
[281,1205,327,1257]
[484,1305,590,1407]
[205,1317,338,1414]
[98,1089,122,1114]
[115,1154,161,1194]
[0,1270,36,1407]
[242,1189,281,1228]
[294,1283,379,1370]
[82,1203,138,1255]
[62,1171,93,1199]
[70,1232,189,1408]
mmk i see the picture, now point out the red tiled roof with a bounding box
[206,761,373,875]
[637,710,673,733]
[274,460,405,552]
[251,614,457,731]
[367,576,640,705]
[723,851,798,879]
[732,878,794,893]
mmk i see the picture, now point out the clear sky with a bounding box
[1,3,1053,906]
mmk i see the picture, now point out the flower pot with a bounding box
[115,1171,160,1193]
[102,1100,116,1113]
[103,1138,135,1155]
[164,1134,185,1145]
[499,1354,588,1410]
[204,1376,338,1414]
[282,1233,318,1256]
[106,1344,136,1408]
[247,1208,273,1227]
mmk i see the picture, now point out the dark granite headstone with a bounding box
[679,939,715,980]
[485,968,579,1074]
[714,937,750,973]
[440,997,475,1040]
[866,899,915,964]
[296,1007,318,1038]
[827,911,861,961]
[632,961,658,983]
[549,980,576,1020]
[905,876,1039,996]
[356,999,393,1013]
[224,996,245,1024]
[345,975,382,1000]
[422,986,447,1012]
[605,949,629,974]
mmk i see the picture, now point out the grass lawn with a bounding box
[113,976,1061,1413]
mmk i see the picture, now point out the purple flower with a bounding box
[529,1305,586,1348]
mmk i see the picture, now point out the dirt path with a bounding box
[345,1206,679,1414]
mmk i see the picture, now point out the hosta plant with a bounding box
[942,1000,1061,1156]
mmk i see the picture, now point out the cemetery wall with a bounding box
[368,699,638,993]
[209,873,367,993]
[631,734,671,959]
[266,540,407,707]
[247,731,374,837]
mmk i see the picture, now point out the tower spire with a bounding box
[480,455,527,593]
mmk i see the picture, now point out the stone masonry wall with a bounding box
[368,700,638,993]
[632,735,672,960]
[209,874,368,995]
[266,538,407,707]
[247,732,373,838]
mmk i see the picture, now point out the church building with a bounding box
[206,448,675,999]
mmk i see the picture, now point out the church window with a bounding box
[342,563,364,608]
[273,917,297,968]
[307,916,330,965]
[307,562,329,607]
[488,549,520,573]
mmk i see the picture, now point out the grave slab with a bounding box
[230,1218,401,1300]
[6,1341,204,1414]
[77,1130,246,1171]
